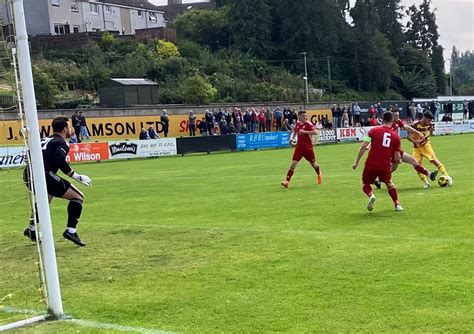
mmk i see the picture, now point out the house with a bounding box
[0,0,166,36]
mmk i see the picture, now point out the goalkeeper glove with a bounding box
[71,172,92,187]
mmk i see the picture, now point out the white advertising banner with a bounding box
[336,127,372,142]
[108,138,177,160]
[0,146,27,169]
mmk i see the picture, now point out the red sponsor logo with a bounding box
[67,142,109,163]
[338,128,357,138]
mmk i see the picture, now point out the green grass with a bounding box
[1,135,473,333]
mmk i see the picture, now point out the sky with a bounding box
[150,0,473,69]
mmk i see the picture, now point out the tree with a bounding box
[32,65,60,108]
[228,0,273,58]
[350,0,398,92]
[431,45,446,94]
[181,75,217,104]
[406,0,444,93]
[155,40,180,59]
[174,8,230,51]
[373,0,404,55]
[406,0,439,55]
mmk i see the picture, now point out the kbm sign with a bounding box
[0,110,333,144]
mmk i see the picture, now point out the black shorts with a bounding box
[45,172,71,198]
[24,168,71,198]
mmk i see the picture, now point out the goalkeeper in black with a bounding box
[24,116,92,246]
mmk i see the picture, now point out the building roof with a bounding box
[100,0,164,12]
[110,78,158,85]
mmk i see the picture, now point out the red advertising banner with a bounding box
[67,142,109,163]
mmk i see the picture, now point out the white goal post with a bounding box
[11,0,63,320]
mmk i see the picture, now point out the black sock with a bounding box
[67,199,83,229]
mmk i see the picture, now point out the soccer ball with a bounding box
[290,136,298,147]
[438,175,452,187]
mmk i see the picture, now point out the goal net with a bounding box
[0,1,62,330]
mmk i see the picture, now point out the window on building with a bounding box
[90,3,99,15]
[148,12,156,22]
[51,0,59,6]
[73,26,80,33]
[54,24,65,35]
[137,10,143,18]
[105,5,112,13]
[70,1,78,12]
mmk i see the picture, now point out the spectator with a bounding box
[265,108,272,132]
[446,100,453,116]
[197,117,208,136]
[78,111,90,141]
[258,109,266,132]
[212,118,220,135]
[228,121,238,134]
[274,107,283,131]
[441,113,452,122]
[290,119,297,131]
[409,103,416,121]
[161,110,169,137]
[232,108,242,133]
[376,102,384,117]
[188,110,197,136]
[352,103,361,125]
[331,104,338,128]
[369,115,378,126]
[205,109,214,135]
[215,108,223,123]
[148,125,160,139]
[69,127,78,144]
[250,108,258,133]
[416,103,423,119]
[468,100,474,119]
[283,107,292,125]
[405,102,411,119]
[139,128,149,140]
[369,104,377,118]
[341,109,350,128]
[243,109,251,133]
[281,119,291,131]
[430,100,436,116]
[225,109,232,125]
[219,117,228,135]
[290,109,298,125]
[463,100,469,119]
[240,123,249,134]
[434,100,441,122]
[71,110,81,143]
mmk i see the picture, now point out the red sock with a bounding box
[286,169,294,182]
[414,164,429,176]
[388,186,400,205]
[362,184,373,197]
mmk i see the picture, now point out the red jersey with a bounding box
[294,121,315,151]
[391,119,405,132]
[365,126,401,170]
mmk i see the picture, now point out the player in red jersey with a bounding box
[281,110,322,187]
[373,110,438,189]
[353,111,403,211]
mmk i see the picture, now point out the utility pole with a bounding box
[327,57,332,92]
[299,52,309,104]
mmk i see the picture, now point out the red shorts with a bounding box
[362,166,392,185]
[292,147,315,162]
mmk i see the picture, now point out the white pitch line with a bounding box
[68,319,179,334]
[0,308,179,334]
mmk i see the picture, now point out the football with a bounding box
[290,136,298,146]
[438,175,452,187]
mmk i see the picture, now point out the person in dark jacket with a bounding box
[160,110,169,137]
[197,118,208,136]
[148,125,160,139]
[139,128,149,140]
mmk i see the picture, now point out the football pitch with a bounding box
[1,134,473,333]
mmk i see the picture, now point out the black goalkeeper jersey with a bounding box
[41,134,72,175]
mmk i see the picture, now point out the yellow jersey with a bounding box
[411,121,433,147]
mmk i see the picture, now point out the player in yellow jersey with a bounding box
[408,111,452,188]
